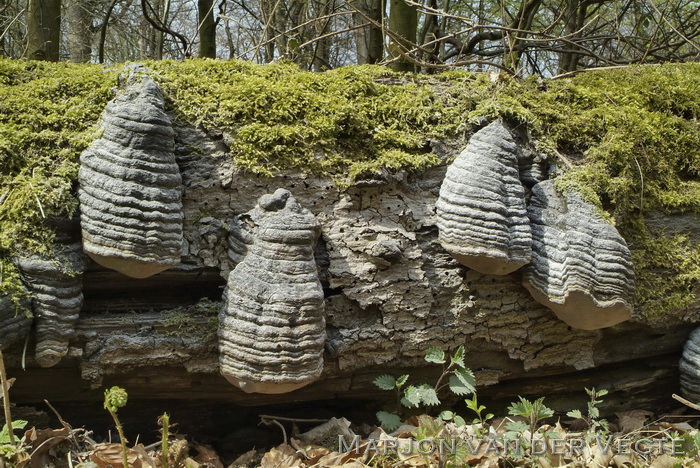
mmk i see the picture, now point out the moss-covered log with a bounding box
[0,59,697,415]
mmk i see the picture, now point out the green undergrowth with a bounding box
[0,58,697,319]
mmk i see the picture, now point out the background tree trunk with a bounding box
[198,0,216,58]
[26,0,62,61]
[388,0,417,72]
[353,0,383,64]
[67,0,94,62]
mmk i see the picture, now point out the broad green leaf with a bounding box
[395,374,409,388]
[402,385,421,408]
[453,368,476,391]
[567,409,583,419]
[439,410,454,421]
[450,346,465,368]
[418,386,441,406]
[453,415,467,427]
[376,411,402,432]
[506,420,529,433]
[373,374,396,391]
[0,420,27,444]
[424,347,446,364]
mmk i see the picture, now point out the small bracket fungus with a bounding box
[16,241,89,367]
[522,180,635,330]
[680,328,700,402]
[219,188,326,394]
[78,64,183,278]
[435,121,532,275]
[0,294,32,351]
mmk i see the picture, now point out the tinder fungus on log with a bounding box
[78,65,183,279]
[16,242,89,367]
[522,180,635,330]
[680,328,700,402]
[0,294,32,351]
[219,188,326,394]
[435,121,532,275]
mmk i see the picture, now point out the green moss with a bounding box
[0,59,697,320]
[159,298,220,341]
[0,60,119,305]
[147,60,480,183]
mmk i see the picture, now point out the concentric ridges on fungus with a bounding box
[522,180,635,330]
[219,188,326,394]
[78,65,183,279]
[0,294,32,351]
[15,242,89,367]
[680,328,700,402]
[435,120,532,275]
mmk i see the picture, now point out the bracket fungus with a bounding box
[78,65,183,279]
[522,180,635,330]
[219,188,326,394]
[16,241,89,367]
[435,121,532,275]
[680,328,700,402]
[0,294,32,351]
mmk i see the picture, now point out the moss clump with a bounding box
[0,60,118,303]
[159,298,219,341]
[147,60,491,181]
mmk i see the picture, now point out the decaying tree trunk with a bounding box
[2,73,698,424]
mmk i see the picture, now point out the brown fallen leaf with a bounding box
[260,445,302,468]
[228,449,258,468]
[90,443,143,468]
[24,425,72,468]
[192,444,224,468]
[616,410,654,433]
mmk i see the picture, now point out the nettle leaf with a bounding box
[567,409,583,419]
[377,411,402,432]
[449,369,476,396]
[0,420,27,444]
[451,346,465,368]
[374,374,396,391]
[506,420,529,433]
[396,374,409,388]
[402,385,421,408]
[418,386,441,406]
[425,347,446,364]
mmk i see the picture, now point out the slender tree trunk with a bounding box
[558,0,586,73]
[26,0,62,61]
[67,0,93,62]
[353,0,383,64]
[198,0,216,57]
[388,0,417,72]
[155,0,170,59]
[260,0,276,62]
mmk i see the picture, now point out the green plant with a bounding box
[104,386,129,468]
[464,393,494,426]
[566,387,609,432]
[373,346,476,431]
[0,420,28,464]
[505,396,555,454]
[160,412,170,468]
